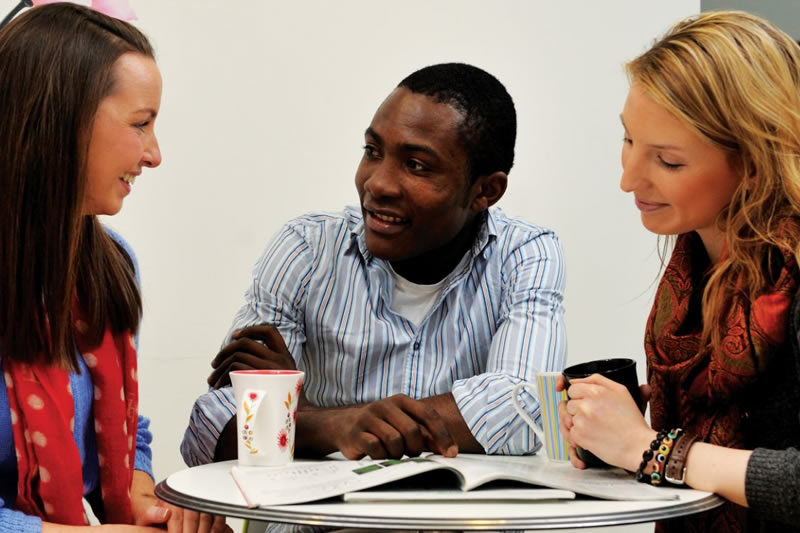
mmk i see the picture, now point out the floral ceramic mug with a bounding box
[230,370,304,467]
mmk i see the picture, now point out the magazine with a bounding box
[230,453,679,508]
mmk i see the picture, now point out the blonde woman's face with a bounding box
[619,84,742,253]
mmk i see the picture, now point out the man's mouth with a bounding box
[371,211,406,224]
[364,207,410,235]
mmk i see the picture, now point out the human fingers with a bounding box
[181,509,211,533]
[340,417,394,459]
[161,502,182,533]
[211,337,276,369]
[370,398,428,457]
[99,526,171,532]
[137,504,170,526]
[557,399,572,434]
[576,373,620,388]
[569,445,586,469]
[555,374,567,392]
[208,347,287,388]
[389,395,457,457]
[225,337,295,370]
[234,325,290,354]
[561,376,618,403]
[210,514,232,533]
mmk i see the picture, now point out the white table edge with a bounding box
[155,475,725,530]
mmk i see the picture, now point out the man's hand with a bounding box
[208,325,297,389]
[298,394,459,459]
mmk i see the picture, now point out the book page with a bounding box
[231,456,449,507]
[343,487,576,502]
[428,455,679,501]
[231,453,686,507]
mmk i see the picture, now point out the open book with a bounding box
[230,453,678,508]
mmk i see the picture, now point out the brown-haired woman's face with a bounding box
[84,52,162,216]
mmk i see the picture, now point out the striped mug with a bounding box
[512,372,570,461]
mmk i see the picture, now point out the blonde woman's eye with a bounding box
[658,156,683,170]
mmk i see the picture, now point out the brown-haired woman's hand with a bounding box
[129,470,232,533]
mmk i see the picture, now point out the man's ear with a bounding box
[470,171,508,212]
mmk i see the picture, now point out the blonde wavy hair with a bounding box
[627,10,800,348]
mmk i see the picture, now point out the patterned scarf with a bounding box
[4,304,138,525]
[646,232,798,533]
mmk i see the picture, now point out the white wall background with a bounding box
[2,1,700,531]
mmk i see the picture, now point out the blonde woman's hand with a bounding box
[555,375,586,469]
[562,373,655,471]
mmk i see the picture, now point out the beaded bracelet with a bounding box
[635,428,683,485]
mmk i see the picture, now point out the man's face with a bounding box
[355,88,479,262]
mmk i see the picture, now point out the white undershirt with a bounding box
[388,264,447,327]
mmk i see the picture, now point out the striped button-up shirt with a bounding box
[181,206,566,465]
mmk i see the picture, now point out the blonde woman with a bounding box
[559,11,800,533]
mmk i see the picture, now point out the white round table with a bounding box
[155,460,723,530]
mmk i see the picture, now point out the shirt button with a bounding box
[413,342,420,350]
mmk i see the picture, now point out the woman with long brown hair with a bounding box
[0,3,229,532]
[559,11,800,533]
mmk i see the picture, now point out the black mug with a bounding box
[562,358,641,467]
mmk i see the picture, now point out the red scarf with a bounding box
[646,232,798,533]
[4,305,138,525]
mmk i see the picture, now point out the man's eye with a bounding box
[362,145,378,157]
[406,159,428,172]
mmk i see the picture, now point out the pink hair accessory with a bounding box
[31,0,136,21]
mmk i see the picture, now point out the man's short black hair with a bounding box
[397,63,516,181]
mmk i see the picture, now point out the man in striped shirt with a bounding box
[181,63,566,466]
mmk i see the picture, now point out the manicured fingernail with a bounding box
[446,445,458,457]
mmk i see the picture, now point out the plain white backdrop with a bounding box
[1,1,700,531]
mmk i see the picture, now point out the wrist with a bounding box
[664,433,699,485]
[626,429,658,472]
[634,428,696,486]
[296,406,338,457]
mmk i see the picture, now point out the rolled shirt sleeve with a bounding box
[451,231,567,454]
[181,388,236,467]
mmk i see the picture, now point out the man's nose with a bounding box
[364,160,401,198]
